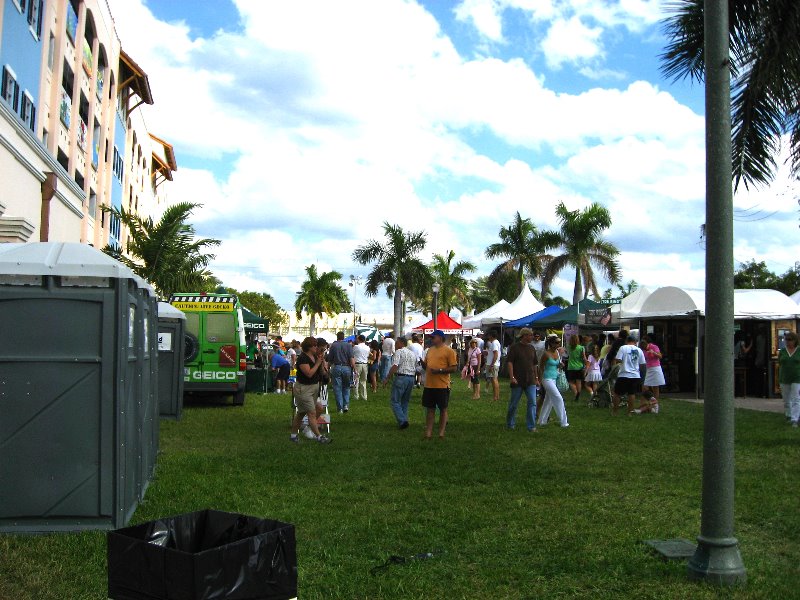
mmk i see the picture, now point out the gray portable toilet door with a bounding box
[122,291,141,523]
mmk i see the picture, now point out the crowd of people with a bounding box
[251,322,799,444]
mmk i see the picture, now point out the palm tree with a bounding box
[485,211,552,295]
[412,250,476,315]
[353,222,432,337]
[468,276,497,314]
[294,265,350,336]
[661,0,800,189]
[102,202,220,298]
[541,202,621,305]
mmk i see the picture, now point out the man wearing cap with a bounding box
[612,334,646,416]
[506,328,540,431]
[382,336,417,429]
[420,329,458,440]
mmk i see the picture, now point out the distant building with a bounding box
[1,0,176,246]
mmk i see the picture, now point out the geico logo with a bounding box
[247,323,266,329]
[191,371,237,380]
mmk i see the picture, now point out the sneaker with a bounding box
[399,421,409,430]
[653,404,659,414]
[343,407,349,413]
[316,435,333,444]
[289,435,300,444]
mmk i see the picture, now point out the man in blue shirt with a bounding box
[271,348,291,394]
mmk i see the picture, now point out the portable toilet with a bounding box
[0,242,157,532]
[157,301,186,419]
[135,275,159,499]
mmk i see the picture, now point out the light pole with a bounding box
[432,283,440,332]
[687,0,746,585]
[349,275,361,337]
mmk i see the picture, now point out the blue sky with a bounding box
[108,0,799,317]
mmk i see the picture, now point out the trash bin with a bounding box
[108,509,297,600]
[157,301,186,419]
[246,368,267,393]
[0,242,158,532]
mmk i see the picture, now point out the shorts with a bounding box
[566,369,584,382]
[614,376,641,396]
[294,382,319,413]
[486,365,499,379]
[422,387,450,410]
[276,364,290,381]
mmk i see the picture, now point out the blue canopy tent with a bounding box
[504,304,563,328]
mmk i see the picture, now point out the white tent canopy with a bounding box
[791,290,800,305]
[637,286,799,319]
[733,289,799,319]
[638,286,707,318]
[461,299,510,330]
[480,286,545,326]
[612,286,653,319]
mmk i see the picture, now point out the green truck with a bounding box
[169,293,247,405]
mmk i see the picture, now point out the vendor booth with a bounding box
[461,299,510,330]
[412,311,462,334]
[636,287,799,397]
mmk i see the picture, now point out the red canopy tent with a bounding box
[411,311,462,334]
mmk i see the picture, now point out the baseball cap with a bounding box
[431,329,446,339]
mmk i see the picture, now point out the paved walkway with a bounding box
[666,393,784,414]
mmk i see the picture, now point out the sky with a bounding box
[106,0,800,316]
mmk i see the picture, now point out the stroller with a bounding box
[590,363,620,409]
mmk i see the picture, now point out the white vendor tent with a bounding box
[480,286,545,326]
[791,290,800,305]
[638,286,799,319]
[637,286,706,318]
[733,289,799,319]
[612,286,653,319]
[461,299,511,329]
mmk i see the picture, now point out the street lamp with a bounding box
[432,283,440,332]
[686,0,746,585]
[349,275,362,337]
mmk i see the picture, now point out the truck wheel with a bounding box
[184,333,199,363]
[233,388,246,406]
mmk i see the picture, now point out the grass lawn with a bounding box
[1,382,798,599]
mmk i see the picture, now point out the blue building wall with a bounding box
[107,109,126,246]
[0,1,44,128]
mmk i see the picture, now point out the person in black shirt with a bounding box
[290,337,332,444]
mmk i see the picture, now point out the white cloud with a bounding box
[454,0,504,42]
[541,17,604,69]
[105,0,799,312]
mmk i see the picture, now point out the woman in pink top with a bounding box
[642,334,666,404]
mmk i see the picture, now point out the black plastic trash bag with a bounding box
[108,509,297,600]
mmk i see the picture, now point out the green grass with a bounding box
[1,383,799,599]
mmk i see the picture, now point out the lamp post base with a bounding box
[687,535,746,586]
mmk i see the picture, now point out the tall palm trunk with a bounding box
[310,314,316,337]
[572,266,583,305]
[393,285,403,338]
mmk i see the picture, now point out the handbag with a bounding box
[556,369,569,393]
